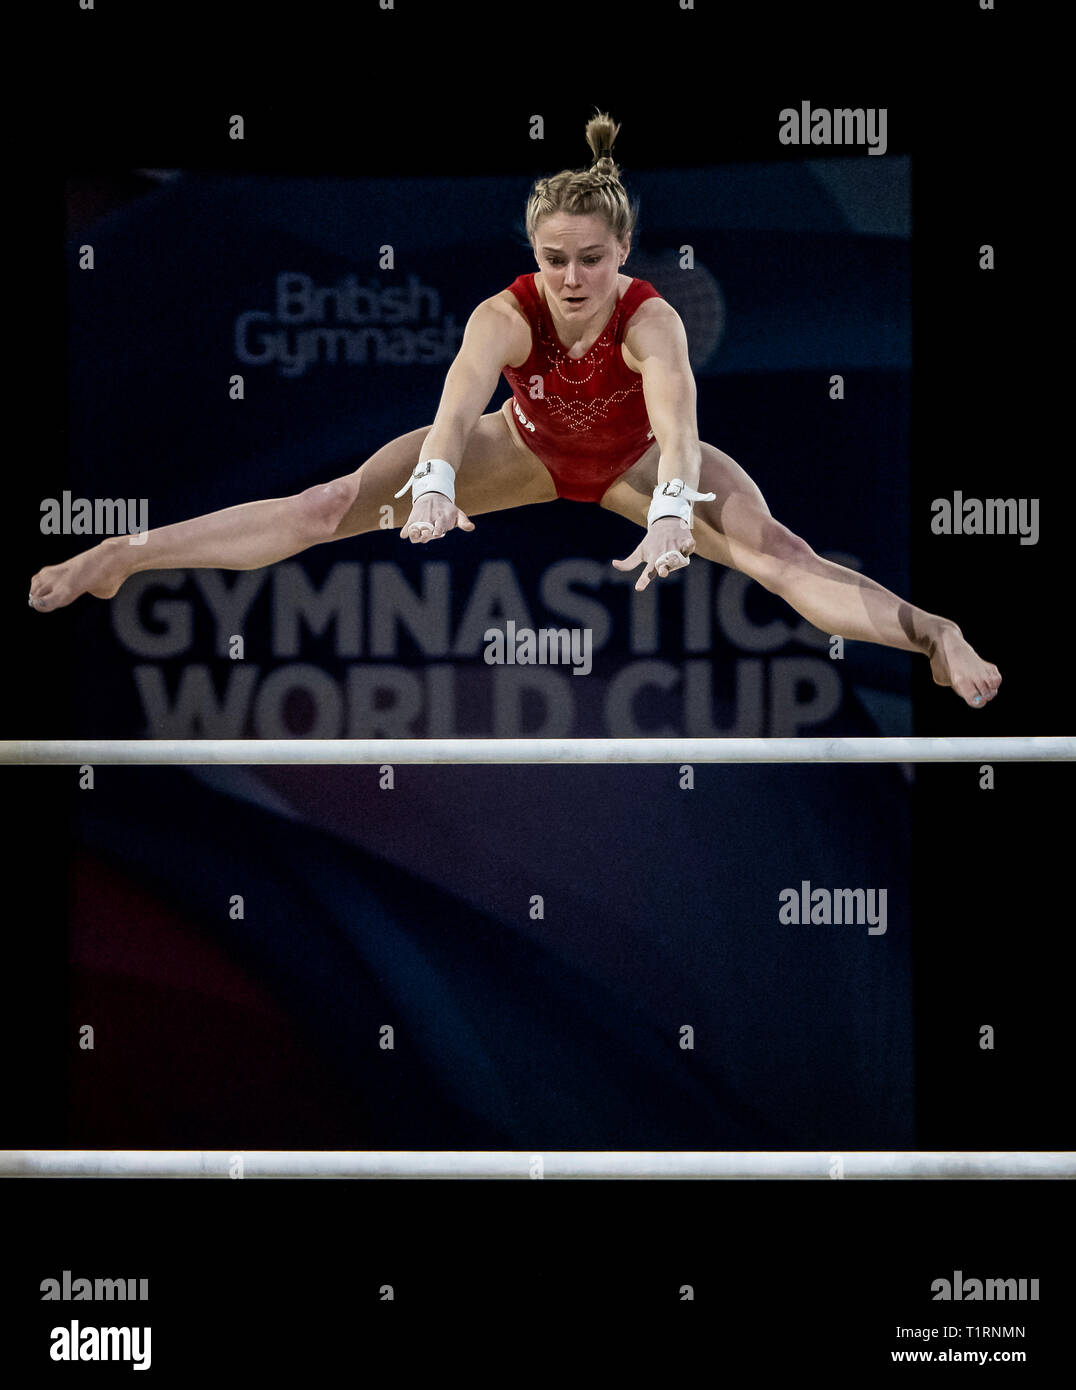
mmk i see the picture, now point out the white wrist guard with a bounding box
[647,477,716,527]
[394,457,456,504]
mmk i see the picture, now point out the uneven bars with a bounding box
[0,737,1072,766]
[1,1150,1073,1179]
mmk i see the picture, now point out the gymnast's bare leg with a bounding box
[27,409,557,611]
[605,441,1002,710]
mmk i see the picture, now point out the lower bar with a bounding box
[2,1151,1072,1179]
[0,736,1073,765]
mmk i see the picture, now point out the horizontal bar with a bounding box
[2,1150,1073,1179]
[0,737,1072,766]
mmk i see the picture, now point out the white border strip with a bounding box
[2,1151,1073,1179]
[1,737,1072,765]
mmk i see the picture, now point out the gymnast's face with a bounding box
[532,213,629,321]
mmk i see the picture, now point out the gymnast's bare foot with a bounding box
[28,537,131,612]
[927,621,1001,708]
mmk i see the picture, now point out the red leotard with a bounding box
[502,273,663,503]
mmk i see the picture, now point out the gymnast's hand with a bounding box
[399,491,475,544]
[611,517,695,591]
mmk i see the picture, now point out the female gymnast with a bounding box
[32,112,1000,707]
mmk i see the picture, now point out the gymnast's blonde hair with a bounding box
[525,111,637,247]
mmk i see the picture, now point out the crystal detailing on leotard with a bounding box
[501,273,663,502]
[536,312,615,387]
[542,386,643,433]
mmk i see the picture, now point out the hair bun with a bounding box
[585,111,621,169]
[524,112,636,246]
